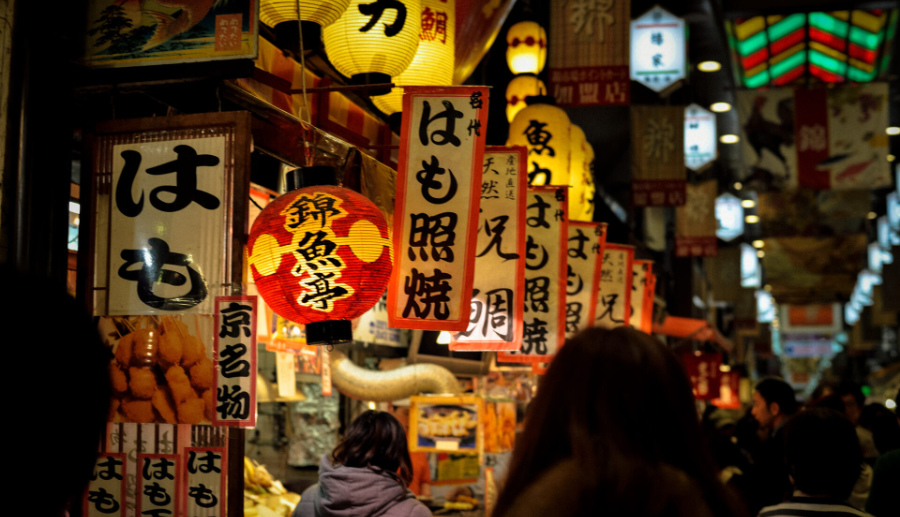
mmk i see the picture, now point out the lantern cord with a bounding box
[249,195,264,212]
[295,0,311,125]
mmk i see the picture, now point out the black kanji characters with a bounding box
[415,156,458,204]
[408,212,457,262]
[402,268,452,320]
[358,0,406,37]
[118,237,208,310]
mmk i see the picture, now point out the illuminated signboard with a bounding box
[716,193,744,241]
[630,6,687,94]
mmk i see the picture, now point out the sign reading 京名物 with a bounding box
[84,453,127,517]
[684,103,717,171]
[451,147,527,351]
[631,106,685,206]
[549,0,631,106]
[214,296,257,427]
[184,448,226,517]
[137,454,179,517]
[684,353,722,401]
[565,222,607,338]
[595,243,634,329]
[389,86,490,331]
[630,5,686,94]
[497,187,568,363]
[676,181,719,257]
[629,260,654,333]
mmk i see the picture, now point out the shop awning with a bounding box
[652,316,734,353]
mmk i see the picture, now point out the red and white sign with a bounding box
[451,147,527,351]
[712,371,741,410]
[498,187,568,363]
[214,296,257,427]
[594,243,634,329]
[684,353,722,401]
[629,260,654,333]
[566,222,606,338]
[389,86,490,330]
[183,447,226,517]
[137,454,179,517]
[84,453,127,517]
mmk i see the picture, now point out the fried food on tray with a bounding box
[115,332,134,366]
[158,328,183,367]
[152,388,178,424]
[109,361,128,394]
[129,367,157,399]
[165,366,195,404]
[181,334,205,367]
[190,357,215,391]
[109,398,120,421]
[121,398,155,423]
[178,397,206,424]
[131,329,158,367]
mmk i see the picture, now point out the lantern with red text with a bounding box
[248,186,393,343]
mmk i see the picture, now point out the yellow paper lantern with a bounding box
[505,74,546,123]
[568,125,595,222]
[260,0,351,28]
[507,100,571,187]
[581,141,596,221]
[506,21,547,75]
[373,0,455,115]
[324,0,421,85]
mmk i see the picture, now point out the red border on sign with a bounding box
[599,243,635,327]
[83,452,127,517]
[213,295,258,428]
[587,222,609,323]
[568,221,604,335]
[136,454,179,517]
[181,447,227,517]
[631,260,654,333]
[388,86,490,331]
[497,186,568,363]
[450,146,527,351]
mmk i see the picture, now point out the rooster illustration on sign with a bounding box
[743,95,794,177]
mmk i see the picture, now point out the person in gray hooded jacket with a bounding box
[293,411,431,517]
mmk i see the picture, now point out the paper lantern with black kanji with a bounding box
[505,74,546,123]
[506,21,546,75]
[260,0,351,28]
[507,100,571,187]
[373,0,455,115]
[323,0,421,85]
[248,185,393,326]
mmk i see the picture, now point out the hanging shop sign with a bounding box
[757,290,776,323]
[137,454,179,517]
[389,86,490,331]
[888,192,900,230]
[631,106,685,206]
[630,6,687,94]
[549,0,631,106]
[736,83,890,191]
[780,303,842,334]
[451,147,527,352]
[183,447,227,517]
[684,104,717,171]
[715,193,745,242]
[497,187,568,363]
[712,371,741,410]
[83,0,259,68]
[507,101,572,187]
[629,260,654,333]
[565,222,606,339]
[684,352,722,401]
[676,181,718,257]
[409,396,484,453]
[353,290,406,347]
[92,113,251,317]
[594,243,634,329]
[84,453,127,517]
[213,296,258,427]
[741,243,761,288]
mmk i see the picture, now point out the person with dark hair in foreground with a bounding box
[744,377,799,513]
[758,407,871,517]
[493,327,748,517]
[293,411,430,517]
[5,265,112,517]
[865,388,900,517]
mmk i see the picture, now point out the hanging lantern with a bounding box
[260,0,351,28]
[505,74,546,123]
[581,141,596,221]
[507,97,571,187]
[568,124,589,222]
[373,0,455,115]
[323,0,421,87]
[506,21,547,75]
[248,181,393,344]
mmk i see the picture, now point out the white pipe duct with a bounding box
[329,349,461,401]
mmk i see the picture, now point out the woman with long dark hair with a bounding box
[294,411,430,517]
[494,327,749,517]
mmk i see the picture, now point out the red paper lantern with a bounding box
[248,185,393,332]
